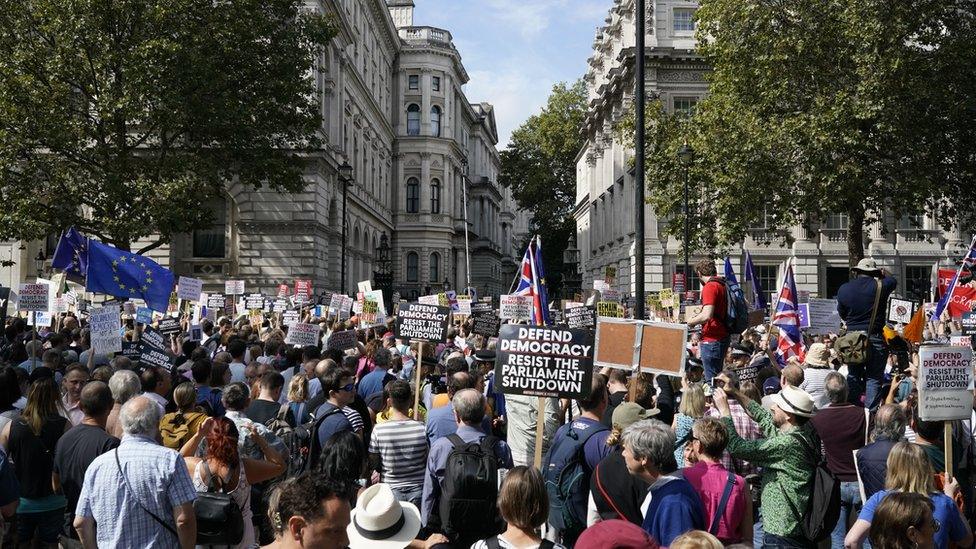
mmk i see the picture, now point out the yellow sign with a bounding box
[597,301,623,318]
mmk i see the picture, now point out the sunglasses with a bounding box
[338,383,355,392]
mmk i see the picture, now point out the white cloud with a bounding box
[465,67,554,148]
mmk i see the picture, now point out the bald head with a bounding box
[448,371,475,398]
[872,403,907,442]
[782,365,804,387]
[315,358,337,379]
[453,388,486,426]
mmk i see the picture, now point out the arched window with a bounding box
[430,252,440,283]
[430,106,441,137]
[407,104,421,136]
[406,252,419,282]
[430,179,441,214]
[406,178,420,213]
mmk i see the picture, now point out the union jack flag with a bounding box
[772,264,805,365]
[514,235,551,325]
[932,234,976,320]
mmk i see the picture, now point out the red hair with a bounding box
[206,417,240,466]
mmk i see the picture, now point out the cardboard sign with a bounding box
[189,324,203,342]
[418,294,440,306]
[157,316,180,335]
[565,306,596,330]
[277,284,289,298]
[283,310,300,327]
[18,283,49,312]
[597,301,623,318]
[593,318,688,376]
[961,312,976,336]
[273,298,288,313]
[494,324,594,399]
[499,294,531,321]
[806,298,841,334]
[225,280,245,295]
[472,311,501,338]
[294,279,312,304]
[285,322,320,347]
[887,298,917,325]
[245,294,265,310]
[918,346,974,421]
[207,294,226,310]
[140,326,168,352]
[90,305,122,355]
[139,345,175,368]
[177,276,203,302]
[395,303,450,343]
[357,280,373,294]
[327,329,359,351]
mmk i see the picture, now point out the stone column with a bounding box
[790,218,820,295]
[421,68,432,129]
[420,153,431,213]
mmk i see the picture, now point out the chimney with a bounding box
[387,0,415,28]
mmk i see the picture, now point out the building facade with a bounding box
[574,0,965,303]
[3,0,527,301]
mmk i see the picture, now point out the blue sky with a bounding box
[413,0,610,147]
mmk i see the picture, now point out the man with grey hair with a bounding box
[357,346,394,399]
[106,369,142,438]
[620,419,705,545]
[810,371,866,547]
[855,403,906,499]
[420,388,512,545]
[74,396,197,548]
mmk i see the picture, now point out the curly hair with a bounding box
[206,417,241,466]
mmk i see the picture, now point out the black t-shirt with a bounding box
[53,424,120,521]
[245,399,294,428]
[8,416,68,499]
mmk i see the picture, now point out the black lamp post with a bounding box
[443,277,450,292]
[677,142,695,296]
[338,161,354,293]
[562,233,581,300]
[34,250,46,279]
[373,233,393,306]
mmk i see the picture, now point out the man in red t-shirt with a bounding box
[686,259,729,381]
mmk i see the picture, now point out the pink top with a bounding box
[682,461,748,544]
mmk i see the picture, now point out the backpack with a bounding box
[263,404,300,477]
[542,422,609,533]
[712,278,749,334]
[194,463,245,545]
[437,434,505,541]
[301,405,344,474]
[778,432,840,541]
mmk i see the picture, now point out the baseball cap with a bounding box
[576,520,660,549]
[762,376,781,395]
[611,402,659,429]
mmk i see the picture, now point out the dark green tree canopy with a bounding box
[625,0,976,264]
[0,0,333,251]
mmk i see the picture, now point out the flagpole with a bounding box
[527,237,542,326]
[931,234,976,320]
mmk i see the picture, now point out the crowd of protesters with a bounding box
[0,256,973,548]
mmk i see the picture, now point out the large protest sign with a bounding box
[224,280,245,295]
[18,283,49,312]
[294,279,312,304]
[395,303,450,343]
[918,346,974,421]
[472,311,501,338]
[962,312,976,336]
[207,294,226,310]
[327,329,359,351]
[158,316,181,336]
[494,324,593,400]
[499,294,531,321]
[90,305,122,355]
[139,345,175,368]
[565,305,596,330]
[805,298,841,334]
[177,276,203,302]
[273,298,288,313]
[121,341,141,362]
[596,301,623,318]
[285,322,320,347]
[593,318,688,376]
[28,311,53,327]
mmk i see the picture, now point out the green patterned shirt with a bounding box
[722,400,820,538]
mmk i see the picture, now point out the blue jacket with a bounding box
[642,476,706,546]
[856,438,898,500]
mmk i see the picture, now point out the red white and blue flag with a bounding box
[514,235,551,326]
[772,264,805,365]
[932,234,976,320]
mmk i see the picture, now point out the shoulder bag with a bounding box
[834,279,881,365]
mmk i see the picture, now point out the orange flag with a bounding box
[903,304,926,344]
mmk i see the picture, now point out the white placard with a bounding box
[499,294,531,321]
[918,346,974,421]
[418,294,440,306]
[456,297,472,316]
[90,305,123,355]
[178,276,204,302]
[225,280,245,295]
[52,297,69,314]
[357,280,373,294]
[282,310,300,327]
[285,322,320,347]
[18,283,49,312]
[887,298,917,325]
[806,298,841,334]
[28,311,53,327]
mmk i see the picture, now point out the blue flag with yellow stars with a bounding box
[50,227,89,280]
[86,240,175,313]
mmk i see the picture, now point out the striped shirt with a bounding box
[368,419,428,490]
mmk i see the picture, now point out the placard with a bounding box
[225,280,245,295]
[494,324,594,399]
[418,294,440,306]
[285,322,320,347]
[121,340,141,362]
[918,346,974,421]
[277,284,289,298]
[18,283,49,312]
[593,318,688,376]
[887,298,917,325]
[177,276,203,302]
[207,294,226,310]
[456,296,472,316]
[395,303,450,343]
[140,326,167,352]
[139,345,175,368]
[283,310,300,327]
[472,311,501,338]
[471,302,492,315]
[949,335,972,348]
[597,301,623,318]
[565,305,596,330]
[328,294,343,315]
[52,297,69,314]
[29,311,53,327]
[961,312,976,337]
[158,316,181,335]
[246,294,265,310]
[357,280,373,294]
[339,296,354,320]
[294,279,312,304]
[273,298,288,313]
[499,294,531,321]
[189,324,203,342]
[90,305,122,355]
[327,329,359,351]
[806,298,841,334]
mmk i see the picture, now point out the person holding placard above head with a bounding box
[686,260,730,382]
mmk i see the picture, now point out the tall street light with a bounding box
[459,159,472,294]
[338,161,354,293]
[678,142,695,296]
[634,0,647,320]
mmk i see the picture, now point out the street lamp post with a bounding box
[373,233,393,306]
[338,162,354,293]
[634,0,647,320]
[460,160,472,294]
[678,142,695,296]
[34,250,46,279]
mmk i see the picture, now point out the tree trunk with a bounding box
[847,207,866,268]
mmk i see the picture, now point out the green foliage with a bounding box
[500,80,587,292]
[0,0,334,250]
[623,0,976,264]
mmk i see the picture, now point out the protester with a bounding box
[669,530,724,549]
[0,366,21,439]
[317,430,368,495]
[503,391,561,468]
[424,371,478,444]
[855,403,908,500]
[60,363,89,426]
[105,369,141,438]
[471,466,566,549]
[52,381,119,545]
[686,259,730,381]
[866,492,937,549]
[140,365,171,417]
[368,380,428,508]
[192,359,225,417]
[705,370,761,476]
[285,373,312,425]
[74,396,197,548]
[575,519,660,549]
[264,475,352,549]
[227,339,247,383]
[246,371,295,427]
[357,347,394,400]
[160,381,209,450]
[312,366,356,467]
[601,369,630,427]
[346,483,422,548]
[798,342,833,408]
[673,382,704,467]
[589,402,655,526]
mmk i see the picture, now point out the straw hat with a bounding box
[802,342,831,368]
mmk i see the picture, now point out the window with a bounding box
[406,252,419,282]
[899,213,925,230]
[406,104,420,136]
[753,264,779,297]
[905,265,932,302]
[674,8,696,32]
[675,266,702,292]
[431,179,441,214]
[406,178,420,213]
[430,253,440,283]
[408,74,419,90]
[432,76,441,92]
[825,214,849,230]
[193,198,227,258]
[430,106,442,137]
[673,97,698,117]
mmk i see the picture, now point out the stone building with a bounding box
[4,0,527,301]
[574,0,963,303]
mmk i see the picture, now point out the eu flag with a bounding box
[86,240,175,313]
[51,227,89,279]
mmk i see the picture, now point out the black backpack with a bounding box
[437,434,505,541]
[542,422,609,533]
[778,432,841,541]
[194,463,245,545]
[301,406,344,474]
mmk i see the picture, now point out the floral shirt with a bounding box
[722,400,820,538]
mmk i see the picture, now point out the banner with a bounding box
[18,283,49,312]
[499,294,531,322]
[395,303,450,343]
[285,322,320,347]
[938,268,976,318]
[327,329,359,351]
[918,346,974,421]
[494,324,594,399]
[565,305,596,330]
[177,276,203,302]
[90,305,122,355]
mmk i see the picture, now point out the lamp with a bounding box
[339,161,354,292]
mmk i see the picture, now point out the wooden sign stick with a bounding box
[413,341,424,421]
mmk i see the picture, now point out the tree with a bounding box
[500,80,587,294]
[0,0,334,252]
[625,0,976,265]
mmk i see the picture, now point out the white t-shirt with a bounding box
[470,535,567,549]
